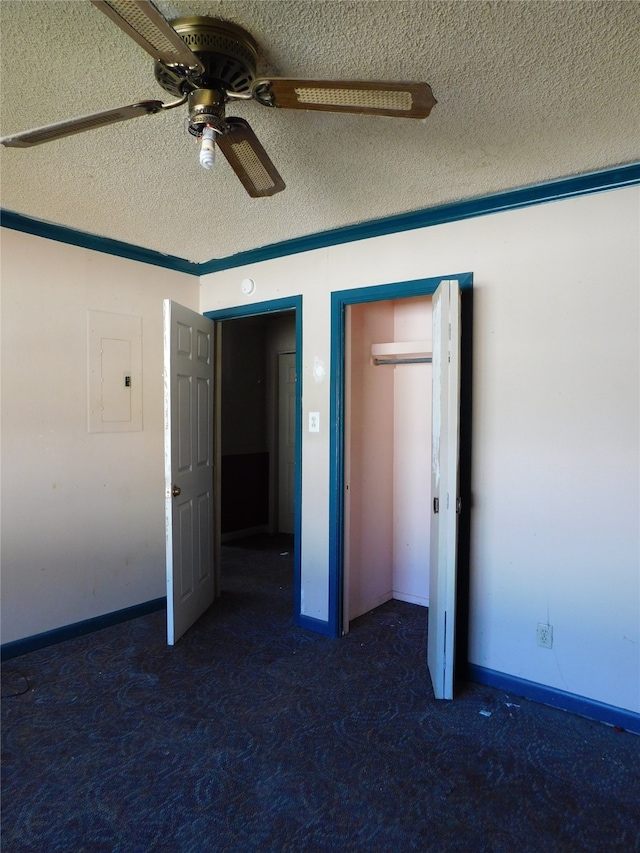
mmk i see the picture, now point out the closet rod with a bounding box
[373,357,432,366]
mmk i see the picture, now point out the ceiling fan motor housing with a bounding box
[154,17,259,98]
[187,89,226,137]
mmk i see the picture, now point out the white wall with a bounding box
[200,186,640,714]
[0,229,199,643]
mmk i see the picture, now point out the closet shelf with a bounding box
[371,340,432,365]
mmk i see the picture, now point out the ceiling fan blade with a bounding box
[217,118,285,198]
[1,101,165,148]
[91,0,204,73]
[252,79,436,118]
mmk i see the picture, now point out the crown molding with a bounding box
[0,210,200,275]
[2,163,638,275]
[198,163,640,274]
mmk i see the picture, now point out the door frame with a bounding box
[277,349,297,535]
[328,274,473,657]
[204,296,303,626]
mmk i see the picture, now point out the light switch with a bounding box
[309,412,320,432]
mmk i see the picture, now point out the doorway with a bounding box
[344,295,433,625]
[218,312,296,539]
[329,275,473,685]
[205,297,303,624]
[277,351,297,535]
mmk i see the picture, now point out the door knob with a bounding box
[172,485,181,497]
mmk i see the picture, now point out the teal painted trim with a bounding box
[5,164,638,276]
[204,297,300,321]
[468,664,640,735]
[205,297,304,627]
[328,274,473,638]
[198,163,640,274]
[296,614,334,637]
[0,209,199,275]
[1,597,166,661]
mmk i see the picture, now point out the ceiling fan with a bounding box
[1,0,437,197]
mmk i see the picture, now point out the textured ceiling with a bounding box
[1,0,639,263]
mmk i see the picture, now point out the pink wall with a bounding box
[346,301,395,619]
[392,297,432,605]
[346,297,432,621]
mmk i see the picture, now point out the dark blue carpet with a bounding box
[2,535,639,852]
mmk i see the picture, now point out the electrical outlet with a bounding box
[309,412,320,433]
[536,623,553,649]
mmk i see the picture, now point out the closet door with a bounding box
[427,280,461,699]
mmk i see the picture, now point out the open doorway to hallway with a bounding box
[217,308,299,618]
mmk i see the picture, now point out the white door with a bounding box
[427,280,461,699]
[164,300,217,645]
[277,351,297,534]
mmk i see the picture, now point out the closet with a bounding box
[344,295,432,623]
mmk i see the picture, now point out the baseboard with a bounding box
[468,664,640,735]
[393,591,429,608]
[1,597,167,661]
[296,613,334,637]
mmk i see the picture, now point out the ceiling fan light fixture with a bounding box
[199,126,216,170]
[187,89,225,128]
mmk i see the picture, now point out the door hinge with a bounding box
[456,497,462,514]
